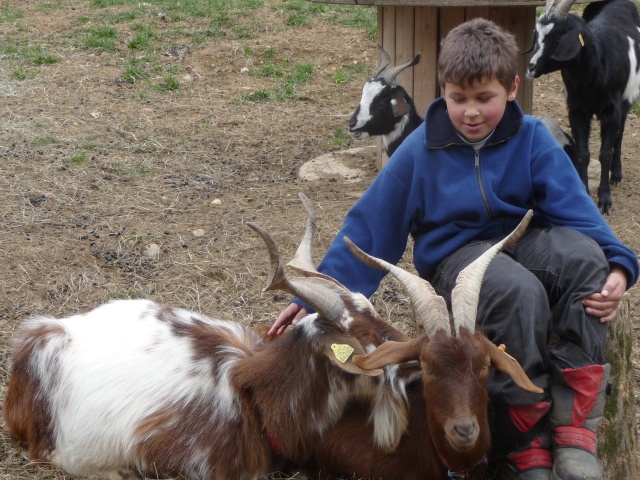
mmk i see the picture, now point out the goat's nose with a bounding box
[454,422,476,440]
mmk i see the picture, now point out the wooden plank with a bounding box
[395,6,416,93]
[413,6,438,117]
[439,7,466,42]
[465,5,491,19]
[382,6,397,69]
[489,6,535,112]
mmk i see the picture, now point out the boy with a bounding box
[270,18,638,480]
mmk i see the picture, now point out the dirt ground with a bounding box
[0,1,639,479]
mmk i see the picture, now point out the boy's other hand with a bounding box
[268,303,308,336]
[582,266,628,323]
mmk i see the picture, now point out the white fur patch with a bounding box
[21,299,255,475]
[624,34,640,103]
[353,80,386,129]
[384,115,410,152]
[529,22,555,73]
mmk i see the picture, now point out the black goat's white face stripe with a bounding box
[530,21,555,68]
[353,80,386,129]
[624,33,640,103]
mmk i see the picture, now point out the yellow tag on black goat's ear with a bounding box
[331,343,355,364]
[579,34,585,47]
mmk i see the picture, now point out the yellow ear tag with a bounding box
[579,34,584,47]
[331,343,355,364]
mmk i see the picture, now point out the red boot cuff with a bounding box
[506,441,553,471]
[554,426,597,453]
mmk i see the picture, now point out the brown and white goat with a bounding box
[3,193,410,480]
[306,211,543,480]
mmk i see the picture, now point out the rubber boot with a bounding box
[500,402,553,480]
[549,363,610,480]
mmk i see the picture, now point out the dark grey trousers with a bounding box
[429,227,610,407]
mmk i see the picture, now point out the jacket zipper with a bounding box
[475,150,493,217]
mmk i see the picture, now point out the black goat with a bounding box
[348,46,423,156]
[526,0,640,214]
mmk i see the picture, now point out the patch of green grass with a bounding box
[630,102,640,116]
[241,90,272,102]
[68,153,89,165]
[332,128,350,148]
[285,12,309,27]
[251,62,283,78]
[33,135,59,146]
[128,34,150,50]
[109,288,144,300]
[0,37,20,56]
[25,45,58,65]
[123,57,149,83]
[333,5,377,39]
[155,75,180,92]
[262,47,276,59]
[11,67,28,80]
[1,5,24,23]
[93,0,127,7]
[113,11,137,23]
[286,62,314,87]
[36,1,63,13]
[333,66,349,85]
[112,163,149,176]
[84,26,118,51]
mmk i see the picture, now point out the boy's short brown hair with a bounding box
[437,18,518,93]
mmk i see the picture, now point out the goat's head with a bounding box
[525,0,583,78]
[348,45,420,139]
[346,211,543,473]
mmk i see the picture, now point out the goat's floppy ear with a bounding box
[353,337,425,371]
[321,335,384,376]
[551,31,582,61]
[391,91,410,118]
[483,337,544,394]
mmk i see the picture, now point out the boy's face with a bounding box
[443,75,519,142]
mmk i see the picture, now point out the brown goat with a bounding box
[305,210,543,480]
[3,193,410,480]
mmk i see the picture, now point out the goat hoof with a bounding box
[598,197,612,215]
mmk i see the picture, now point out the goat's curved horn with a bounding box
[553,0,576,19]
[287,193,349,291]
[248,221,345,323]
[451,210,533,335]
[343,236,450,338]
[544,0,556,16]
[375,50,422,84]
[374,44,392,78]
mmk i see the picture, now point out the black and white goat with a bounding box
[348,46,423,156]
[2,193,411,480]
[526,0,640,214]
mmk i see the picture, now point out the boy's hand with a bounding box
[582,266,627,323]
[268,303,308,336]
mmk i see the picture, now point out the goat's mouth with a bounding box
[349,129,368,140]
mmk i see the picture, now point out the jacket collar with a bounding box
[425,97,524,149]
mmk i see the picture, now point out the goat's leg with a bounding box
[567,109,592,193]
[610,102,631,186]
[597,107,622,214]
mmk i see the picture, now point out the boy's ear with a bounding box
[508,75,520,102]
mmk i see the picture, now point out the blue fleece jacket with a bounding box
[295,98,639,310]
